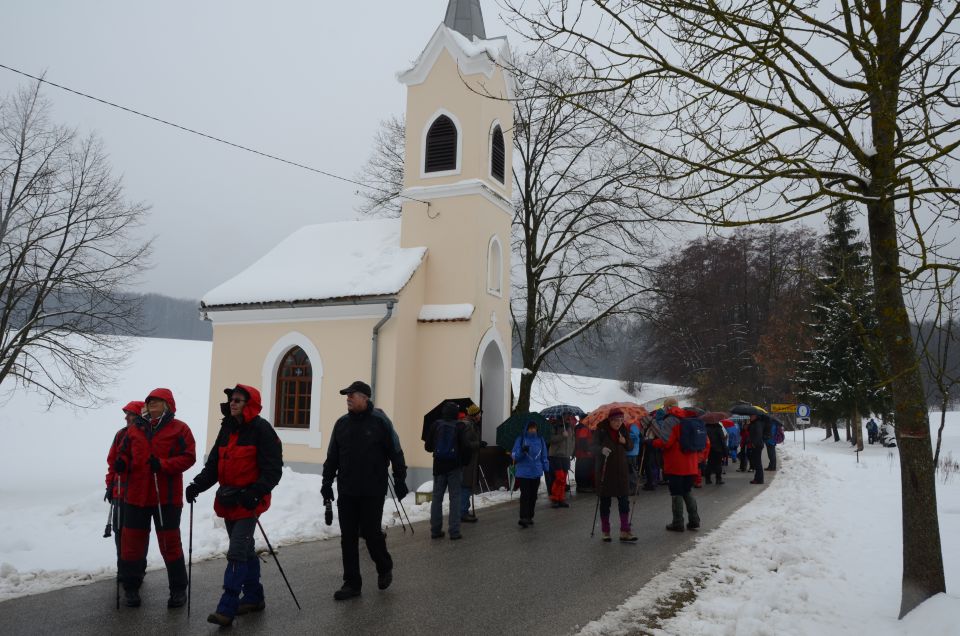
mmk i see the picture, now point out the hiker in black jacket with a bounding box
[321,380,408,601]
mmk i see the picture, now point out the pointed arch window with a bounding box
[491,124,505,183]
[275,346,312,429]
[424,114,458,173]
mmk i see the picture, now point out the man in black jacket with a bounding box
[321,380,408,601]
[748,414,767,484]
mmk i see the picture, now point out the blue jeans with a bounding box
[431,469,462,537]
[460,484,472,516]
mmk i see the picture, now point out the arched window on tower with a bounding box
[491,124,505,183]
[424,114,458,173]
[275,346,312,429]
[487,235,503,296]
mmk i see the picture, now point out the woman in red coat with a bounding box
[104,401,144,557]
[653,407,706,532]
[115,388,196,609]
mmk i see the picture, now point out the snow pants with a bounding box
[118,503,187,592]
[548,457,571,503]
[338,495,392,590]
[517,476,541,521]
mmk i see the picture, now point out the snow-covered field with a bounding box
[581,418,960,636]
[1,336,957,636]
[0,337,683,602]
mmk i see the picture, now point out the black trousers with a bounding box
[706,452,724,480]
[752,447,764,483]
[739,447,749,471]
[517,477,541,520]
[337,495,392,589]
[766,444,777,469]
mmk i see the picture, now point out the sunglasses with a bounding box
[229,397,246,404]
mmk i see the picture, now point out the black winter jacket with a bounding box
[322,403,407,498]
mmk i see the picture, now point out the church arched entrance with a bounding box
[476,335,507,446]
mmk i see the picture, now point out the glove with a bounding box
[104,487,112,503]
[521,445,529,453]
[113,457,126,473]
[479,440,488,448]
[321,482,334,502]
[601,447,612,457]
[394,480,409,500]
[240,489,260,510]
[185,483,200,504]
[148,455,162,473]
[324,499,334,526]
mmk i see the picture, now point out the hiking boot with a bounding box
[449,533,463,541]
[750,480,764,484]
[431,531,445,539]
[207,612,234,626]
[333,585,361,601]
[518,519,530,528]
[461,513,478,523]
[124,589,141,608]
[705,477,712,484]
[765,467,777,471]
[167,589,187,609]
[642,484,655,491]
[377,571,393,590]
[550,501,561,508]
[716,478,724,485]
[665,523,685,532]
[237,600,266,615]
[558,501,569,508]
[687,521,700,530]
[601,532,612,542]
[619,531,639,542]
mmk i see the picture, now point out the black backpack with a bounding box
[679,418,708,453]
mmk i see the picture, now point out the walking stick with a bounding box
[152,473,165,527]
[388,475,414,534]
[103,500,114,538]
[187,502,193,618]
[590,453,610,538]
[629,444,647,526]
[256,520,301,610]
[386,478,407,533]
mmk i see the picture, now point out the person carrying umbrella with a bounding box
[511,419,549,528]
[547,413,575,508]
[592,409,638,542]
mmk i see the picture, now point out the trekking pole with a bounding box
[590,454,610,537]
[256,520,301,610]
[103,499,114,538]
[389,475,414,534]
[630,445,646,526]
[152,473,165,527]
[478,464,491,493]
[385,478,408,533]
[187,502,193,619]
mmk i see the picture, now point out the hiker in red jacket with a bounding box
[105,401,144,557]
[115,388,196,609]
[186,384,283,627]
[653,407,706,532]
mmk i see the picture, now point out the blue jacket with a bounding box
[626,423,641,458]
[512,432,550,479]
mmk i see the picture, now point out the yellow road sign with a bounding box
[770,403,797,414]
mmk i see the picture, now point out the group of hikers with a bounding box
[104,380,783,626]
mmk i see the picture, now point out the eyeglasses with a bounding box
[229,398,246,404]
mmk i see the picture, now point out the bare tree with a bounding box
[504,0,957,615]
[353,115,405,218]
[0,82,149,406]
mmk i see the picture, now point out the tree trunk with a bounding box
[515,371,534,415]
[867,195,945,617]
[832,421,840,442]
[853,407,863,452]
[845,419,851,441]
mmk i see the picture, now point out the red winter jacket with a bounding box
[105,426,130,498]
[653,413,711,476]
[119,388,196,507]
[192,385,283,520]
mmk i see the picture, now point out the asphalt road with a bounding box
[0,468,772,636]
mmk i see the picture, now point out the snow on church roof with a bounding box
[202,219,426,308]
[398,23,511,87]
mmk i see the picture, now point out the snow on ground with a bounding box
[510,368,689,413]
[0,337,680,602]
[580,417,960,636]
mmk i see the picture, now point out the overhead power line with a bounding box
[0,62,426,205]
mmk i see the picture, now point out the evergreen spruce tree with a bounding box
[796,203,888,446]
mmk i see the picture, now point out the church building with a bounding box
[200,0,514,487]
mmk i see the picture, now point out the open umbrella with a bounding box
[539,404,586,420]
[495,412,549,450]
[581,402,649,430]
[700,411,730,424]
[730,403,767,417]
[421,397,475,441]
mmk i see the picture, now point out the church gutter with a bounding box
[370,300,395,402]
[199,295,398,316]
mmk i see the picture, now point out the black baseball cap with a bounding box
[339,380,372,397]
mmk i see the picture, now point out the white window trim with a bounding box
[487,235,503,297]
[420,108,463,179]
[488,120,506,187]
[261,332,323,448]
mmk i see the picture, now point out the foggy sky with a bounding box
[0,1,497,299]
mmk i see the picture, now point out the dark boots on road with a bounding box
[666,496,685,532]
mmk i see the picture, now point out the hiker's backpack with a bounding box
[433,420,459,461]
[726,425,740,450]
[775,422,785,445]
[679,418,707,453]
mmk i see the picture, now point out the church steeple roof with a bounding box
[444,0,486,40]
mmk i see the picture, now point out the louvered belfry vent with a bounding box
[491,125,505,183]
[425,115,458,173]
